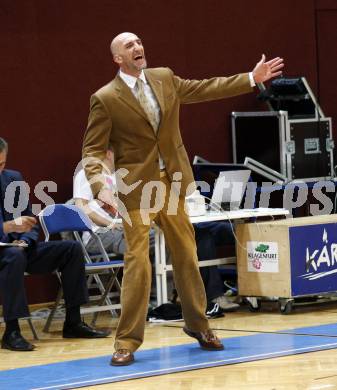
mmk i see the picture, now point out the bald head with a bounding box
[110,32,147,77]
[110,32,138,56]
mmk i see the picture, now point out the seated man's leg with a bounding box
[194,226,224,303]
[86,227,126,255]
[0,247,35,351]
[194,222,239,311]
[26,241,109,338]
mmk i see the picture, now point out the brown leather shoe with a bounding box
[183,327,224,350]
[110,349,134,366]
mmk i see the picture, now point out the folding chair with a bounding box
[61,198,122,308]
[39,203,124,332]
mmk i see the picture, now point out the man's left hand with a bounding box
[12,240,28,250]
[252,54,284,84]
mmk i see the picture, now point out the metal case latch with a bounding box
[286,141,295,154]
[326,138,335,152]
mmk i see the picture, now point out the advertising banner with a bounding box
[290,223,337,296]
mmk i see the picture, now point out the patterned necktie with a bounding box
[136,78,159,132]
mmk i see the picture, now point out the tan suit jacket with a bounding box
[82,67,253,210]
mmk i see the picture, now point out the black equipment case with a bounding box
[231,77,334,181]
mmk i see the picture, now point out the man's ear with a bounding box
[113,54,122,65]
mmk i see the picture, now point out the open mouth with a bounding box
[134,55,143,61]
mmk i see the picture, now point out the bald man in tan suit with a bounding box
[82,32,284,365]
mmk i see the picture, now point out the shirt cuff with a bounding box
[0,221,4,240]
[249,72,256,87]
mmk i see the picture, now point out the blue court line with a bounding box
[1,323,337,390]
[281,323,337,336]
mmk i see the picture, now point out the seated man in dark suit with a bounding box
[0,137,110,351]
[195,221,239,311]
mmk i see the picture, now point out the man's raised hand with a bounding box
[252,54,284,84]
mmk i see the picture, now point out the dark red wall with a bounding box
[0,0,336,303]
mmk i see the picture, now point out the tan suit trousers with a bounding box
[114,174,209,351]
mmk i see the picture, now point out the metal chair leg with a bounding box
[27,318,39,340]
[90,269,120,326]
[43,288,63,333]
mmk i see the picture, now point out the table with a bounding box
[153,208,289,306]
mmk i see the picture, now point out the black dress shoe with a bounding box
[1,330,35,351]
[183,327,224,350]
[63,322,111,338]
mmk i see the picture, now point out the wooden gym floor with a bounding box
[2,302,337,389]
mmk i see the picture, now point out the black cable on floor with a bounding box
[162,323,337,338]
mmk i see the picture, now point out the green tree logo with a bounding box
[255,244,269,253]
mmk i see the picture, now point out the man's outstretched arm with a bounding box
[172,55,284,104]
